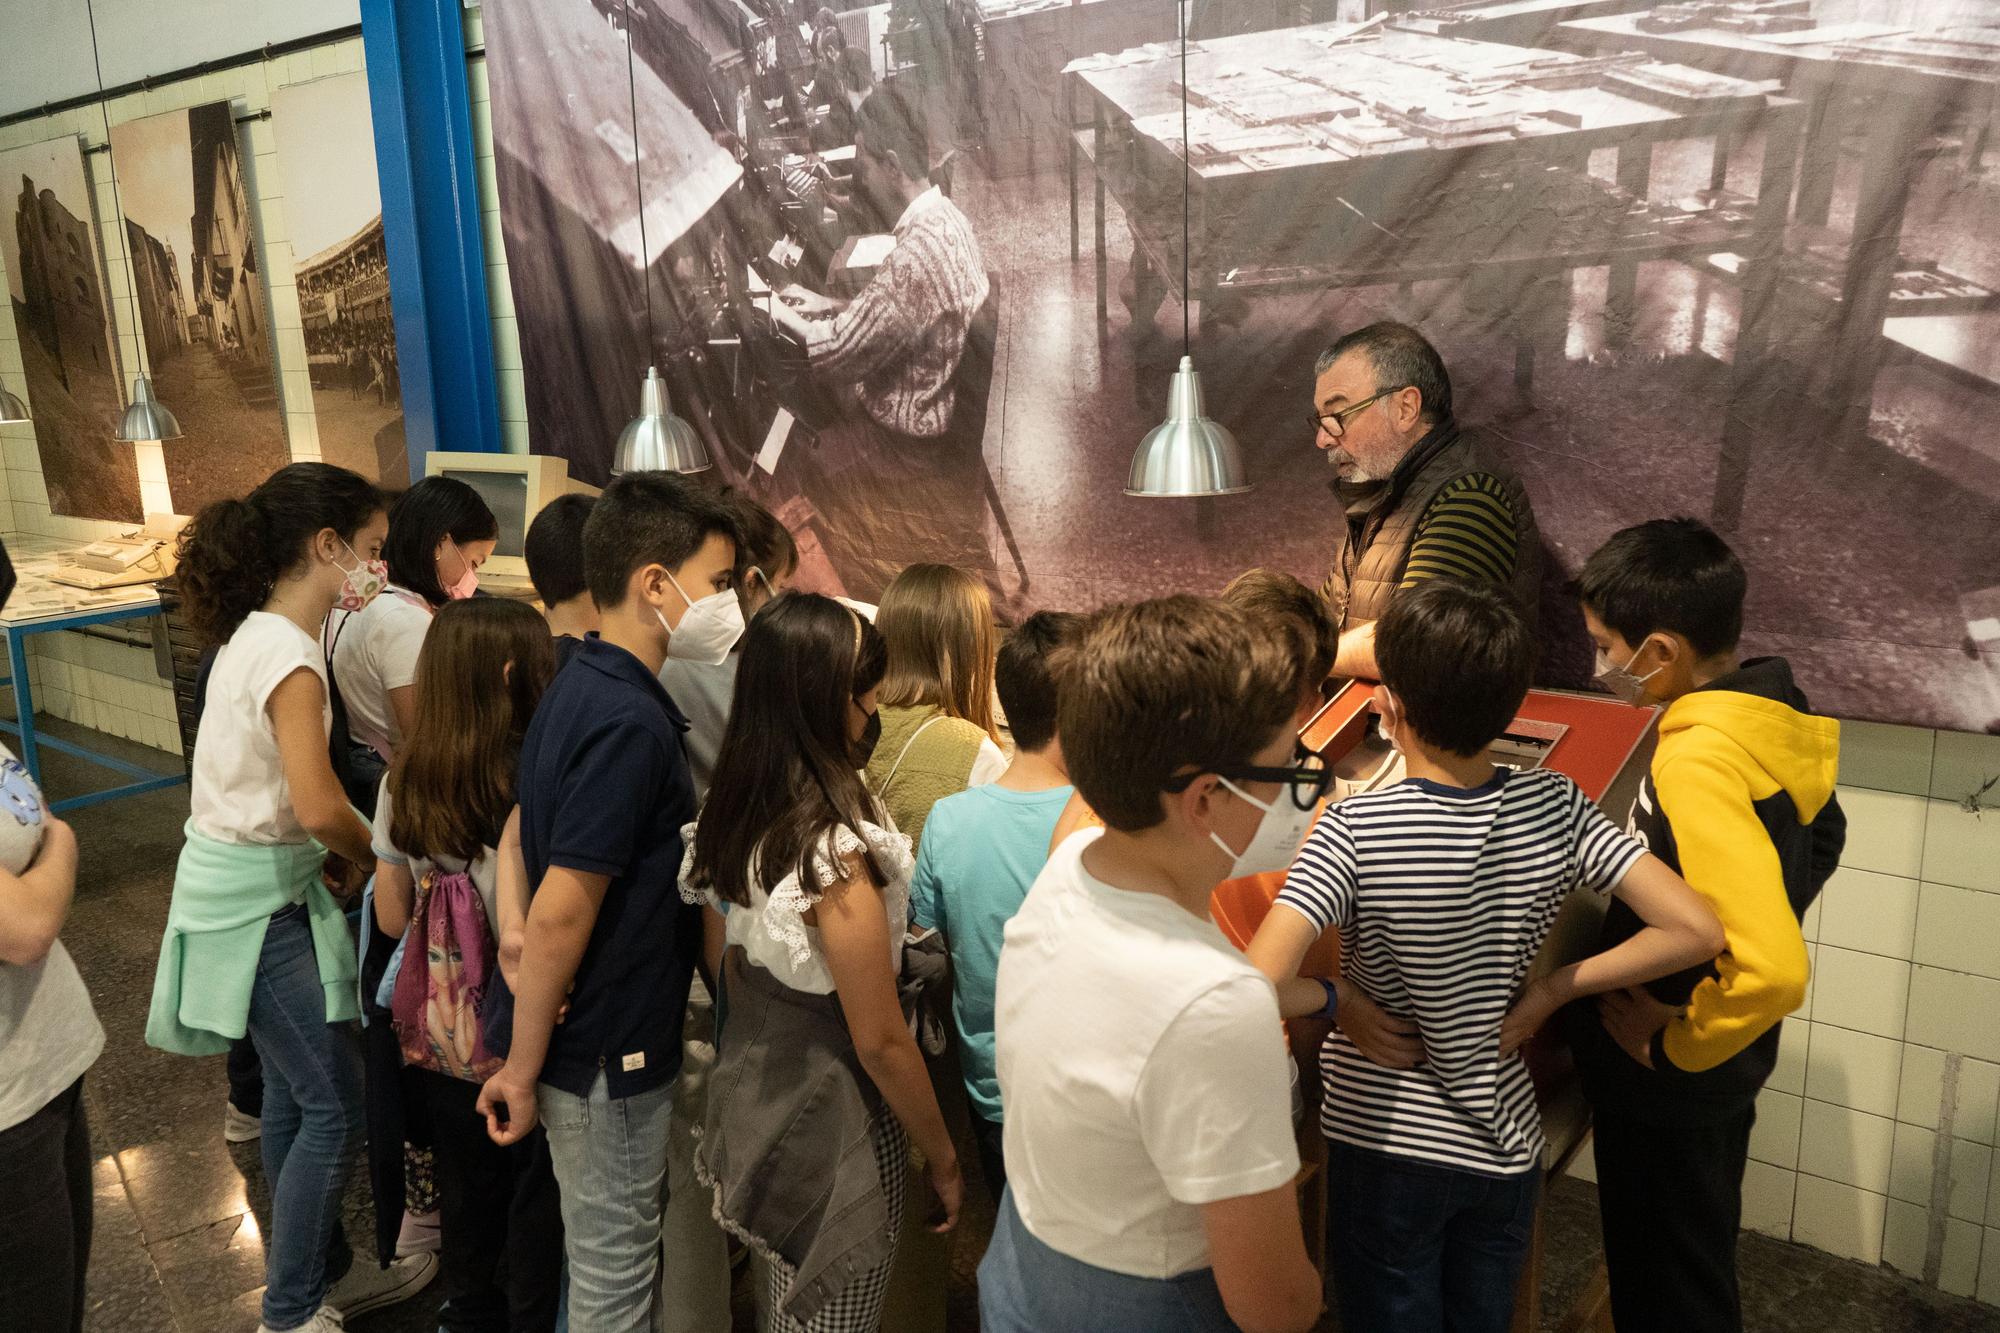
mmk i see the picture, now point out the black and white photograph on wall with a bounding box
[0,134,142,522]
[108,100,290,516]
[272,72,408,486]
[485,0,2000,734]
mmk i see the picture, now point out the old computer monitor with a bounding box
[421,452,598,581]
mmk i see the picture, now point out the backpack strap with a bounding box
[880,714,946,795]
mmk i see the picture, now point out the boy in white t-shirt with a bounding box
[979,595,1323,1333]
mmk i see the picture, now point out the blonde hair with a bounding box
[876,564,999,742]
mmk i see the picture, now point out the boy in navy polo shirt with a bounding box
[478,471,737,1333]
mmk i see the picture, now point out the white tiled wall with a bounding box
[1574,720,2000,1305]
[0,11,505,754]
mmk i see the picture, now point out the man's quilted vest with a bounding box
[1322,421,1542,638]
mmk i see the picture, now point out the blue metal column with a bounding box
[360,0,501,476]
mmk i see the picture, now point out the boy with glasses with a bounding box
[980,596,1324,1333]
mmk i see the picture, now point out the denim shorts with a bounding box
[977,1189,1234,1333]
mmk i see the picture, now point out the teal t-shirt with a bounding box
[908,781,1073,1122]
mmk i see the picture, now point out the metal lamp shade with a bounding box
[614,366,710,475]
[1126,356,1250,498]
[116,374,182,443]
[0,379,27,424]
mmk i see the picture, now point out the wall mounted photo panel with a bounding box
[0,134,142,522]
[108,100,290,516]
[272,72,407,486]
[484,2,2000,733]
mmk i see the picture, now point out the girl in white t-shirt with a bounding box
[326,474,498,768]
[372,596,560,1330]
[324,474,494,1252]
[148,463,434,1333]
[680,593,961,1333]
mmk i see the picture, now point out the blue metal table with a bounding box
[0,591,189,813]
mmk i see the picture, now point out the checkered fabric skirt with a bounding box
[762,1112,911,1332]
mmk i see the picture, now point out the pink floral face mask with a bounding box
[336,540,389,613]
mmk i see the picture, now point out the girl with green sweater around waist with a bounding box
[146,463,431,1333]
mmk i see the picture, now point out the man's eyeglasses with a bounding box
[1306,386,1403,438]
[1165,748,1334,812]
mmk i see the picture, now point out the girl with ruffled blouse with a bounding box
[679,593,961,1333]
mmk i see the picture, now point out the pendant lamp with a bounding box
[611,0,709,475]
[118,374,182,443]
[0,379,28,424]
[86,0,183,444]
[615,366,709,474]
[1125,0,1247,497]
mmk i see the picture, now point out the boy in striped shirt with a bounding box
[1248,580,1722,1333]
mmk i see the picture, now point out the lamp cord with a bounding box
[1180,0,1190,357]
[621,0,657,358]
[84,0,145,389]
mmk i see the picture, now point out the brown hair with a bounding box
[1221,567,1338,697]
[387,598,556,864]
[876,564,999,742]
[719,488,799,588]
[1057,596,1295,832]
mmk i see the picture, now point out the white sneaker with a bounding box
[257,1304,345,1333]
[326,1252,437,1319]
[223,1101,262,1144]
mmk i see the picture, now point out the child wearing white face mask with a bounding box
[475,471,739,1333]
[655,490,798,1333]
[1247,579,1721,1333]
[1572,519,1844,1333]
[980,596,1322,1333]
[661,491,800,798]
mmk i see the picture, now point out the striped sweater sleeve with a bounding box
[1401,473,1518,589]
[806,208,969,383]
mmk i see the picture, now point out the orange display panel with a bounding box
[1512,690,1658,805]
[1299,681,1376,761]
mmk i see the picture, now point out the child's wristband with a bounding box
[1317,979,1339,1019]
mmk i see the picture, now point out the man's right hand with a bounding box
[1334,978,1424,1069]
[477,1063,540,1146]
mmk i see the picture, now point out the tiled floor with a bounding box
[33,721,2000,1332]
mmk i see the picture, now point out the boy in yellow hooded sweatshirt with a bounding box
[1569,518,1846,1333]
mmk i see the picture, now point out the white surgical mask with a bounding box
[1209,778,1318,879]
[658,567,745,666]
[1594,642,1662,707]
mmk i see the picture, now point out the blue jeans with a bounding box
[249,904,365,1330]
[1327,1141,1539,1333]
[538,1073,675,1333]
[978,1189,1235,1332]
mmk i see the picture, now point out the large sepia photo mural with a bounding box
[485,0,2000,733]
